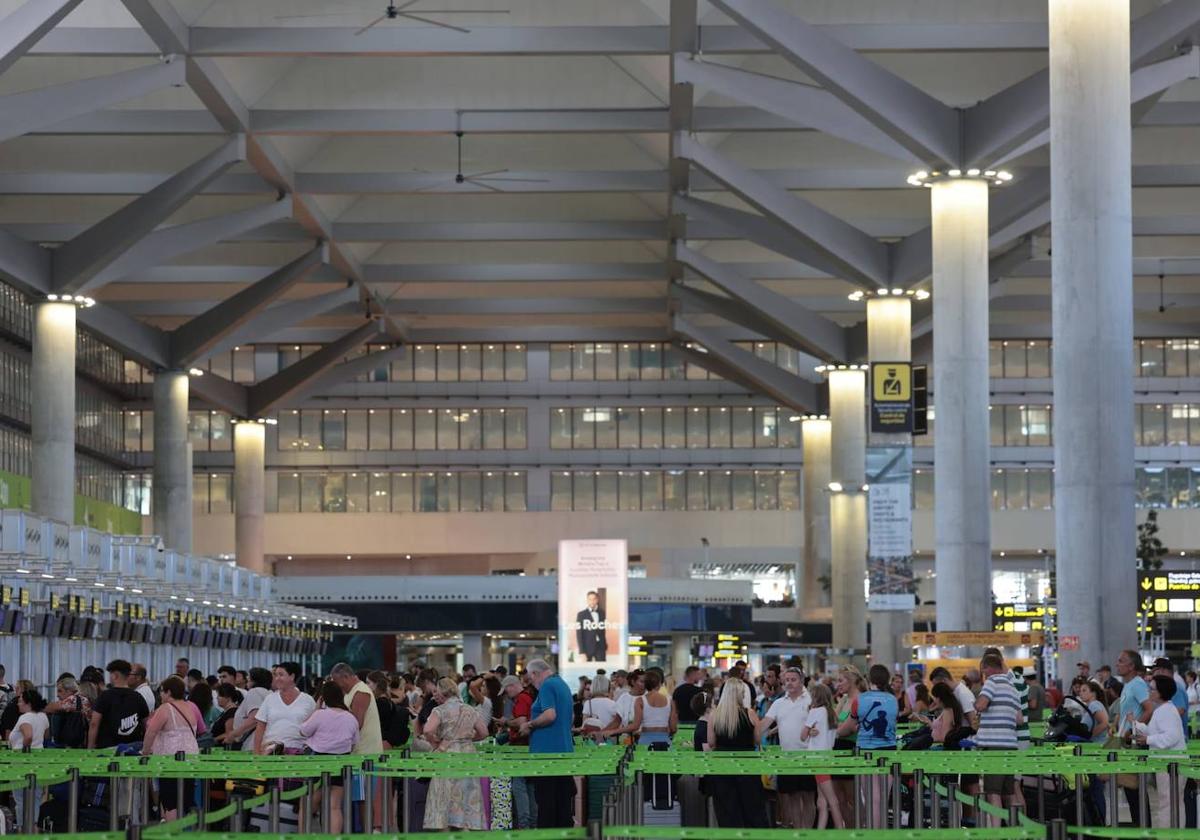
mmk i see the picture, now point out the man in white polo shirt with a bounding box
[759,667,814,828]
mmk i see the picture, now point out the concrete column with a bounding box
[671,633,692,679]
[1049,0,1135,668]
[460,633,485,671]
[152,371,192,552]
[867,296,913,669]
[233,421,266,574]
[828,368,867,666]
[801,417,832,613]
[931,178,993,633]
[31,301,76,523]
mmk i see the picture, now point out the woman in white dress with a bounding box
[1134,675,1186,827]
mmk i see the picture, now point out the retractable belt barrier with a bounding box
[0,744,1197,836]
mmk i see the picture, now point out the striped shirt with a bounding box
[1012,672,1030,749]
[976,674,1020,748]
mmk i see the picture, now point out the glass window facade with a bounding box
[273,408,526,451]
[550,469,801,511]
[549,405,801,449]
[269,470,527,513]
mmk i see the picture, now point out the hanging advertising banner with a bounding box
[867,446,916,610]
[871,362,914,433]
[558,539,628,686]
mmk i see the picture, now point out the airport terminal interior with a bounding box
[1,0,1200,835]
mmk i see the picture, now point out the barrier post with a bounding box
[1009,803,1022,827]
[108,761,120,831]
[1137,760,1149,827]
[1075,773,1085,831]
[1037,769,1046,823]
[401,775,411,833]
[342,765,354,834]
[380,773,392,833]
[1107,752,1119,828]
[912,768,925,828]
[231,796,245,832]
[1048,817,1067,840]
[1169,761,1181,828]
[321,771,333,833]
[891,760,903,828]
[22,772,36,834]
[946,780,960,829]
[67,767,79,835]
[299,780,314,833]
[587,817,602,840]
[853,769,864,828]
[362,760,375,834]
[269,787,281,833]
[634,770,644,825]
[930,774,941,829]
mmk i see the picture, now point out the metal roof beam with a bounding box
[674,56,917,162]
[52,135,246,294]
[675,134,888,287]
[30,23,1054,57]
[248,319,387,417]
[202,285,361,362]
[671,316,818,413]
[709,0,959,166]
[293,345,408,401]
[84,197,294,289]
[0,0,85,77]
[674,244,846,361]
[169,245,326,368]
[0,59,184,144]
[964,0,1200,165]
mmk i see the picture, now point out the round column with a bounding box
[233,420,266,574]
[152,371,192,552]
[827,367,867,666]
[32,301,77,523]
[867,296,914,669]
[929,177,993,633]
[1049,0,1135,668]
[801,417,832,613]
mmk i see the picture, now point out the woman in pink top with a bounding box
[142,676,203,820]
[299,682,360,833]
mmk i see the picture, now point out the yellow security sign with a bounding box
[873,362,911,401]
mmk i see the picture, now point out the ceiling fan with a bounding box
[276,2,509,35]
[413,130,549,193]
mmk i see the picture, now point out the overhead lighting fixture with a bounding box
[827,481,844,493]
[188,368,205,377]
[907,169,1012,188]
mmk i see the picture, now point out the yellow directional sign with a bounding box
[1139,572,1200,614]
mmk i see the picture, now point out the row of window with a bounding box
[0,423,128,508]
[550,469,801,512]
[277,408,528,451]
[267,470,528,514]
[988,339,1200,379]
[916,466,1200,511]
[1,348,126,458]
[549,406,800,450]
[921,403,1200,448]
[547,341,801,382]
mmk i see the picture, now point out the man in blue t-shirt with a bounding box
[518,659,575,827]
[1116,650,1153,826]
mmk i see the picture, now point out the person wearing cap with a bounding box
[1077,661,1092,681]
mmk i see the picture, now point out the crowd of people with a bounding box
[0,650,1196,832]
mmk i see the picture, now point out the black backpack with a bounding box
[52,697,88,748]
[1045,696,1093,742]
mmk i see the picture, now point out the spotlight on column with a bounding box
[188,367,205,377]
[907,169,1011,188]
[827,481,844,493]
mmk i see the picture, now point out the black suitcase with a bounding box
[38,799,113,834]
[645,741,674,810]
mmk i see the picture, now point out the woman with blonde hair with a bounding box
[705,679,766,827]
[423,677,488,830]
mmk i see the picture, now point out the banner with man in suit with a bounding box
[558,540,627,687]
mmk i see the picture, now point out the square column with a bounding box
[801,417,831,613]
